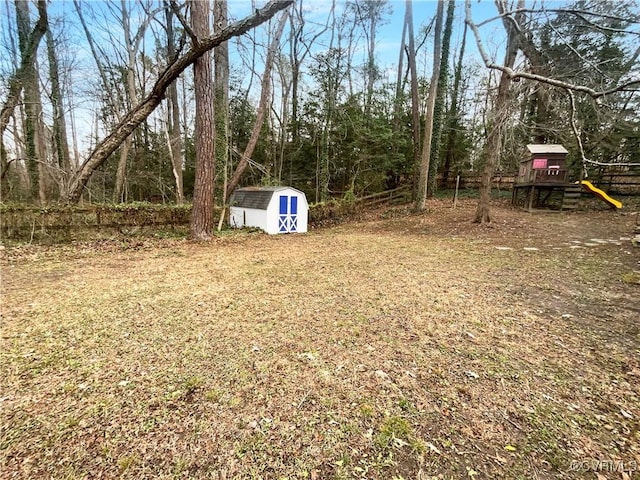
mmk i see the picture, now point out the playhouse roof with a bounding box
[526,144,568,155]
[230,186,305,210]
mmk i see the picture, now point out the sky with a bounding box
[0,0,520,156]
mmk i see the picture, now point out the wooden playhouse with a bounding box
[511,144,580,210]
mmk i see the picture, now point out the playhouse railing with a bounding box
[518,168,569,184]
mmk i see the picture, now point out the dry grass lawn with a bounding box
[2,199,639,479]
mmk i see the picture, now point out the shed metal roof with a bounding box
[230,186,304,210]
[526,144,568,154]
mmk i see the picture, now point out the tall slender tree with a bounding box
[441,23,467,188]
[405,0,421,182]
[164,1,184,203]
[415,0,445,210]
[15,0,48,202]
[214,0,229,208]
[427,0,455,196]
[44,8,71,194]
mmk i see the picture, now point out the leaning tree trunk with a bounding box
[472,0,522,223]
[65,0,293,204]
[225,10,289,201]
[190,0,215,240]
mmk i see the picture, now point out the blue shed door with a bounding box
[278,195,298,233]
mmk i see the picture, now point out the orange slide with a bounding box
[580,180,622,209]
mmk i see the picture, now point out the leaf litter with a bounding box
[1,199,639,479]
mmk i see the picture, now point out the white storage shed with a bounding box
[229,186,308,234]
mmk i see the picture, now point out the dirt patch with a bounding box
[1,199,639,479]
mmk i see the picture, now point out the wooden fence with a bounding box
[0,188,414,242]
[0,203,194,242]
[449,171,640,194]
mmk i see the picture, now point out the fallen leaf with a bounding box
[426,442,442,454]
[504,445,517,451]
[620,409,633,419]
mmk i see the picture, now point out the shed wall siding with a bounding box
[229,207,269,231]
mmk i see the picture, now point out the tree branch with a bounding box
[465,1,640,99]
[66,0,293,204]
[169,0,197,43]
[477,7,640,29]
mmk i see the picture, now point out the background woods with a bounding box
[1,0,638,228]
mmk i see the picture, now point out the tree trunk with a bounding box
[114,0,144,203]
[225,10,289,201]
[214,0,229,206]
[405,0,421,186]
[441,23,467,189]
[472,0,523,223]
[0,0,47,199]
[164,1,184,204]
[290,7,302,143]
[190,0,215,240]
[392,6,407,133]
[15,0,47,202]
[364,1,380,117]
[45,10,71,196]
[415,0,445,211]
[427,0,455,196]
[66,0,292,204]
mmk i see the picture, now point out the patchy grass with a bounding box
[1,199,639,479]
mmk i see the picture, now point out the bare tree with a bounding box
[214,0,229,209]
[65,0,293,204]
[470,0,523,223]
[13,0,49,202]
[44,9,71,192]
[352,0,388,116]
[392,3,407,133]
[415,0,445,211]
[289,0,330,143]
[225,10,289,201]
[164,0,184,203]
[114,0,151,203]
[405,0,421,181]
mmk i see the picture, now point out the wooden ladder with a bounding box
[562,184,582,210]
